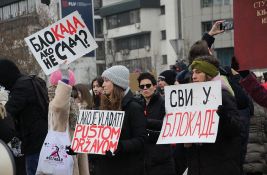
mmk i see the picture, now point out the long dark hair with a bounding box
[100,84,124,111]
[91,77,104,109]
[73,83,93,109]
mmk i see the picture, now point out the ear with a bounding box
[206,75,213,81]
[153,84,157,91]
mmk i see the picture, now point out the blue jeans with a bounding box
[25,153,39,175]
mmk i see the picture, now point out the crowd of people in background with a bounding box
[1,20,267,175]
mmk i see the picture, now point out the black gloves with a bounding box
[238,70,250,78]
[105,143,122,158]
[66,145,77,155]
[216,105,224,117]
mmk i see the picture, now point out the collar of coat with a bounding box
[121,90,134,109]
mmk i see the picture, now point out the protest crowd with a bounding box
[0,14,267,175]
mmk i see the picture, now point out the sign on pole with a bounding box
[157,81,222,144]
[24,11,98,75]
[71,110,125,155]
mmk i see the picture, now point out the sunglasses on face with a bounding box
[139,84,152,89]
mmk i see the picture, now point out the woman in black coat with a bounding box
[95,65,147,175]
[187,55,242,175]
[136,72,176,175]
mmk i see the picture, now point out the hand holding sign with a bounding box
[71,110,125,155]
[59,61,69,84]
[66,145,77,155]
[105,143,122,157]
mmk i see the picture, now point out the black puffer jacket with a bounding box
[187,90,242,175]
[135,93,176,175]
[0,59,48,155]
[95,90,147,175]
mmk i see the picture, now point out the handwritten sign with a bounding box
[25,11,98,75]
[71,110,125,154]
[157,81,222,144]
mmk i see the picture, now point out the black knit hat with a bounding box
[158,70,176,85]
[0,59,22,90]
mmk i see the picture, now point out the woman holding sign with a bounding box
[187,55,242,175]
[95,65,147,175]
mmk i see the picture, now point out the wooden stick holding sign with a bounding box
[157,81,222,144]
[24,11,98,75]
[71,110,125,155]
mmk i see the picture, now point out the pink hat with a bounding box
[49,69,76,86]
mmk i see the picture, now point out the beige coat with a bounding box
[48,81,90,175]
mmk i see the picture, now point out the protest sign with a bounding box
[25,11,98,75]
[234,0,267,70]
[157,81,222,144]
[71,110,125,154]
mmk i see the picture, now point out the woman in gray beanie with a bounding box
[94,65,147,175]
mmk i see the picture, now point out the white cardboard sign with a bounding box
[157,81,222,144]
[71,110,125,155]
[25,11,98,75]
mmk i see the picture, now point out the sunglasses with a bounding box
[139,84,152,89]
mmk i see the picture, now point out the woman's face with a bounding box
[157,78,167,89]
[93,80,103,96]
[192,69,207,82]
[102,78,114,96]
[139,79,156,99]
[75,91,82,103]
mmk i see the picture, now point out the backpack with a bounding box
[19,75,49,119]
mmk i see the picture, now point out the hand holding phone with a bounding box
[208,20,225,36]
[220,21,234,31]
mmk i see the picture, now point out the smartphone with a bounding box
[220,21,234,30]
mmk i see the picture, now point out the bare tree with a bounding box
[0,4,55,75]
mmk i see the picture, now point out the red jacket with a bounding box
[240,73,267,108]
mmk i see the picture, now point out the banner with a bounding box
[25,11,98,75]
[157,81,222,144]
[71,110,125,154]
[61,0,95,57]
[234,0,267,70]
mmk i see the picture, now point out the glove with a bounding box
[105,150,114,158]
[66,145,77,155]
[238,70,250,78]
[0,103,6,119]
[105,143,122,157]
[216,105,224,117]
[59,63,69,84]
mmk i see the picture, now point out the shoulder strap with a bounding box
[29,75,49,119]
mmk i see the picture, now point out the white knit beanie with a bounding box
[102,65,129,90]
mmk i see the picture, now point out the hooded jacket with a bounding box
[0,59,48,155]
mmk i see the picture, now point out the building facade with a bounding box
[181,0,234,66]
[99,0,182,75]
[0,0,236,81]
[99,0,234,75]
